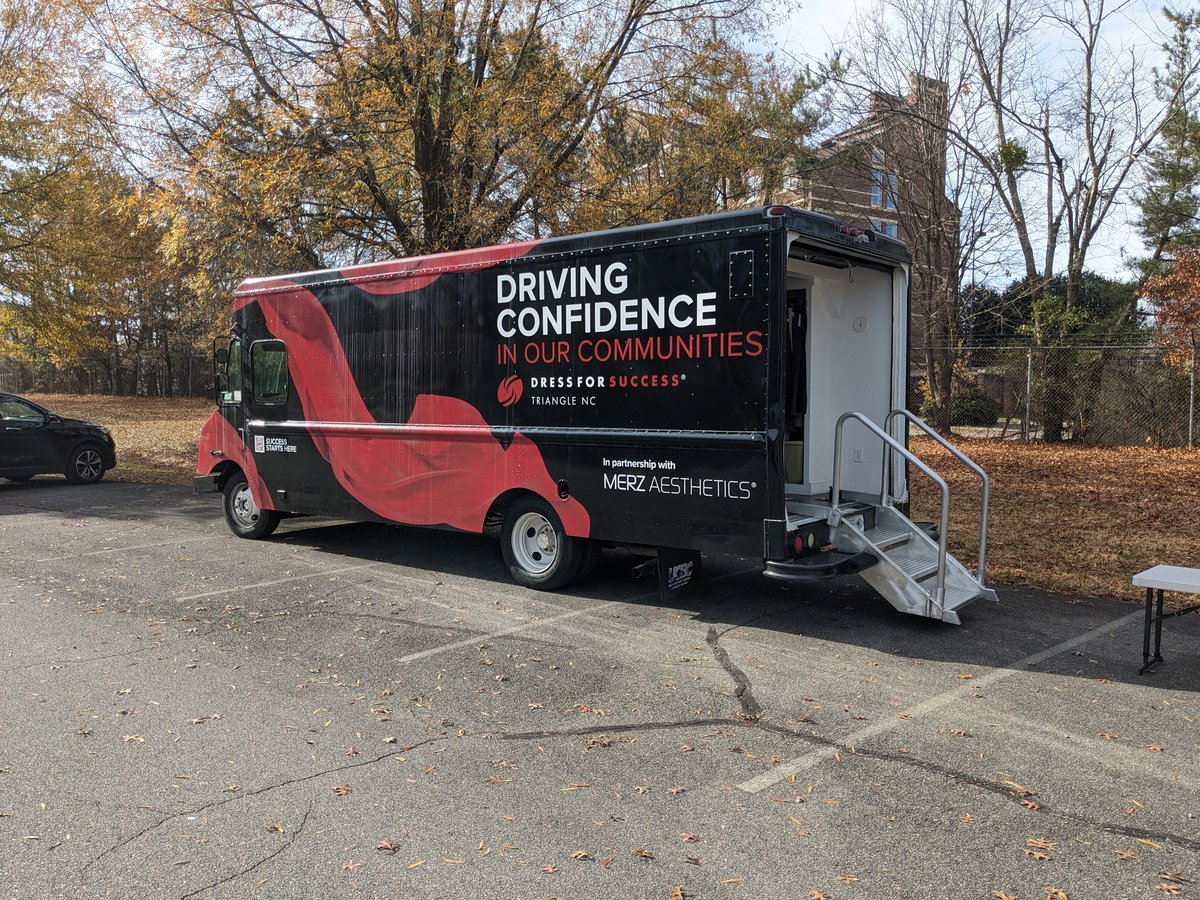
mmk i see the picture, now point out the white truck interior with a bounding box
[778,235,995,624]
[783,257,902,499]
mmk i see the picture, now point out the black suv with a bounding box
[0,392,117,484]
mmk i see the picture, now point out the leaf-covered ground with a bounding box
[908,435,1200,599]
[23,394,1199,600]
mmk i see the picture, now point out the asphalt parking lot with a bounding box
[1,480,1197,900]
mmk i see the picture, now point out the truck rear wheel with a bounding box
[223,475,281,539]
[573,540,603,585]
[500,496,582,590]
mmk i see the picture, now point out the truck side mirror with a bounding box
[215,347,229,366]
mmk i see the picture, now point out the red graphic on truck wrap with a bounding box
[497,374,523,407]
[233,241,539,300]
[196,410,275,510]
[246,285,590,536]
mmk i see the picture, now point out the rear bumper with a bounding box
[763,550,878,581]
[193,474,222,494]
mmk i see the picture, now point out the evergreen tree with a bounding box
[1136,10,1200,273]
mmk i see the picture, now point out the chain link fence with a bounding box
[0,353,213,398]
[917,344,1199,448]
[4,345,1197,447]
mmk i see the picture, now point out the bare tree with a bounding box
[823,0,1196,437]
[958,0,1200,309]
[828,0,1010,431]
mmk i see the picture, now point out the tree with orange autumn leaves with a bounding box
[1141,250,1200,368]
[3,0,823,392]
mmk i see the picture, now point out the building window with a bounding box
[870,218,898,238]
[870,149,897,210]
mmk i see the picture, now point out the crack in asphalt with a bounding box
[752,718,1200,852]
[0,642,157,674]
[705,625,762,718]
[179,801,314,899]
[499,619,785,744]
[502,701,1200,852]
[80,734,453,880]
[700,624,1200,854]
[706,621,1200,853]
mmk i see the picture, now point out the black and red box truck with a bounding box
[196,206,994,622]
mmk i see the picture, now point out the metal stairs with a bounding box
[828,409,998,625]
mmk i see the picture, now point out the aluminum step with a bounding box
[894,554,937,581]
[943,584,984,611]
[863,526,911,550]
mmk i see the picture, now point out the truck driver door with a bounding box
[215,336,247,451]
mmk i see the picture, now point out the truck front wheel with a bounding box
[223,476,281,539]
[500,496,582,590]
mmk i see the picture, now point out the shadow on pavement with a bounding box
[269,516,1197,694]
[6,480,1195,693]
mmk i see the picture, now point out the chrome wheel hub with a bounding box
[231,484,260,528]
[75,450,102,481]
[510,511,557,575]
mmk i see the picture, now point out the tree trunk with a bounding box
[163,329,174,398]
[1037,346,1071,443]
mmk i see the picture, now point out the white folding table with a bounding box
[1133,565,1200,674]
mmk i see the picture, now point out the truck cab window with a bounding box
[251,340,288,405]
[222,338,242,405]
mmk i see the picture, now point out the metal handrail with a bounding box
[832,411,949,613]
[885,409,990,586]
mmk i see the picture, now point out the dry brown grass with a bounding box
[908,435,1200,599]
[27,393,210,486]
[21,394,1199,598]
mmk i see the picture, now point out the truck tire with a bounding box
[500,496,582,590]
[223,475,281,539]
[65,445,106,484]
[572,540,603,585]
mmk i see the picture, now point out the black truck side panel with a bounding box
[201,218,777,559]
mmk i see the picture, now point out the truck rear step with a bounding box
[828,409,997,624]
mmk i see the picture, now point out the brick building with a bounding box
[784,73,959,414]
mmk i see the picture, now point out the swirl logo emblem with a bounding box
[497,374,524,407]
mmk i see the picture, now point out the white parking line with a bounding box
[171,563,381,604]
[367,565,592,616]
[37,534,226,562]
[736,608,1144,793]
[396,565,761,666]
[397,600,618,664]
[358,579,518,621]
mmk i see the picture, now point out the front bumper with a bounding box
[193,474,222,494]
